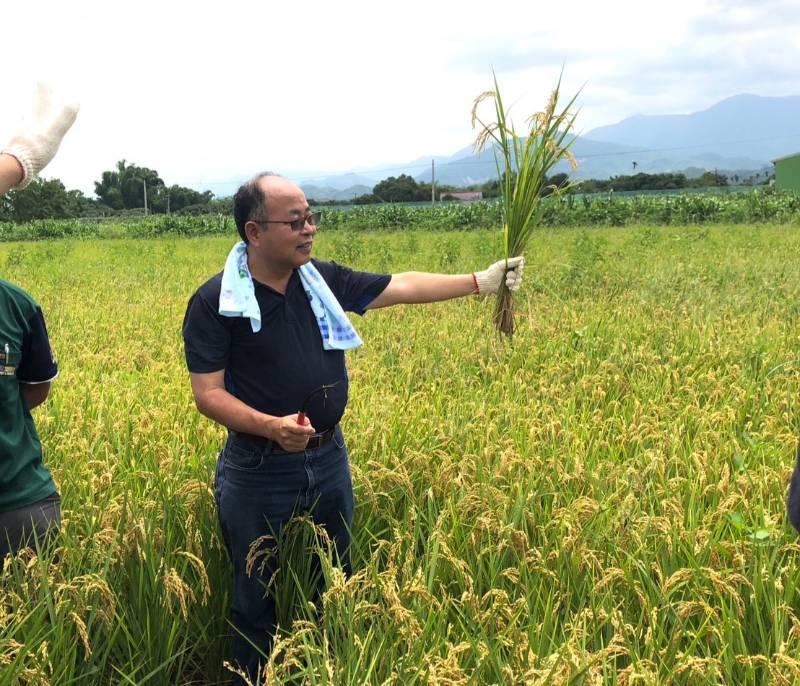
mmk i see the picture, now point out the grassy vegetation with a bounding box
[2,189,800,242]
[2,223,800,684]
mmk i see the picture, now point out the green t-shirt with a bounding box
[0,279,58,512]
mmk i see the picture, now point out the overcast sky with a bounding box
[3,0,798,194]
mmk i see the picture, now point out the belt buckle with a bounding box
[307,426,335,451]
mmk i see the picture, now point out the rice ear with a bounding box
[473,121,500,154]
[471,91,496,129]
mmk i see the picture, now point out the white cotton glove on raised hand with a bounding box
[473,256,524,295]
[2,83,79,190]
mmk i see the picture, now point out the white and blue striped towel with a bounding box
[219,241,362,350]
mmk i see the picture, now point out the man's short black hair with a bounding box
[233,172,280,243]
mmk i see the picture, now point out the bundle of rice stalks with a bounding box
[472,72,580,335]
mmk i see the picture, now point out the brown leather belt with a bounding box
[230,425,338,454]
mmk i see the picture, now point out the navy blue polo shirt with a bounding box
[182,259,390,431]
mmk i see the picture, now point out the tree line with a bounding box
[310,172,571,206]
[0,160,219,223]
[575,171,732,193]
[309,170,746,206]
[2,163,769,223]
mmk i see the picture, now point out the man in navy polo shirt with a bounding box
[182,172,523,683]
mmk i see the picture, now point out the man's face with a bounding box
[247,178,316,272]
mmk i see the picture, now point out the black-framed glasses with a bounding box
[252,211,322,232]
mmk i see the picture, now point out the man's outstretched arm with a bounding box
[366,256,524,309]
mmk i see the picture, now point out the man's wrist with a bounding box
[261,414,279,440]
[474,268,494,295]
[0,152,26,188]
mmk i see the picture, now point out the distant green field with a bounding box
[2,224,800,684]
[2,188,800,243]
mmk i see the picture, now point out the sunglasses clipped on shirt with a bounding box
[252,211,322,232]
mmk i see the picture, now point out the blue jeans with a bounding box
[214,426,354,684]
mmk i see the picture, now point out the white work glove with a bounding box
[473,256,524,295]
[2,83,79,190]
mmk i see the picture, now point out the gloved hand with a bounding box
[2,83,79,190]
[473,256,524,294]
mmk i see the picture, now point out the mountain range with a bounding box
[239,94,800,201]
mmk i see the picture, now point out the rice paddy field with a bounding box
[2,221,800,685]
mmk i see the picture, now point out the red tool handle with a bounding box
[297,411,306,425]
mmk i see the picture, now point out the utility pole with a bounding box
[431,159,435,207]
[143,179,148,216]
[166,191,170,214]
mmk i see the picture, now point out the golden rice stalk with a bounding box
[0,639,23,666]
[472,71,580,336]
[69,612,92,659]
[162,566,193,621]
[177,551,211,604]
[245,534,275,578]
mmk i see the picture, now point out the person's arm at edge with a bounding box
[365,272,476,309]
[2,82,80,194]
[20,381,51,410]
[0,154,24,196]
[17,306,58,411]
[190,370,315,452]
